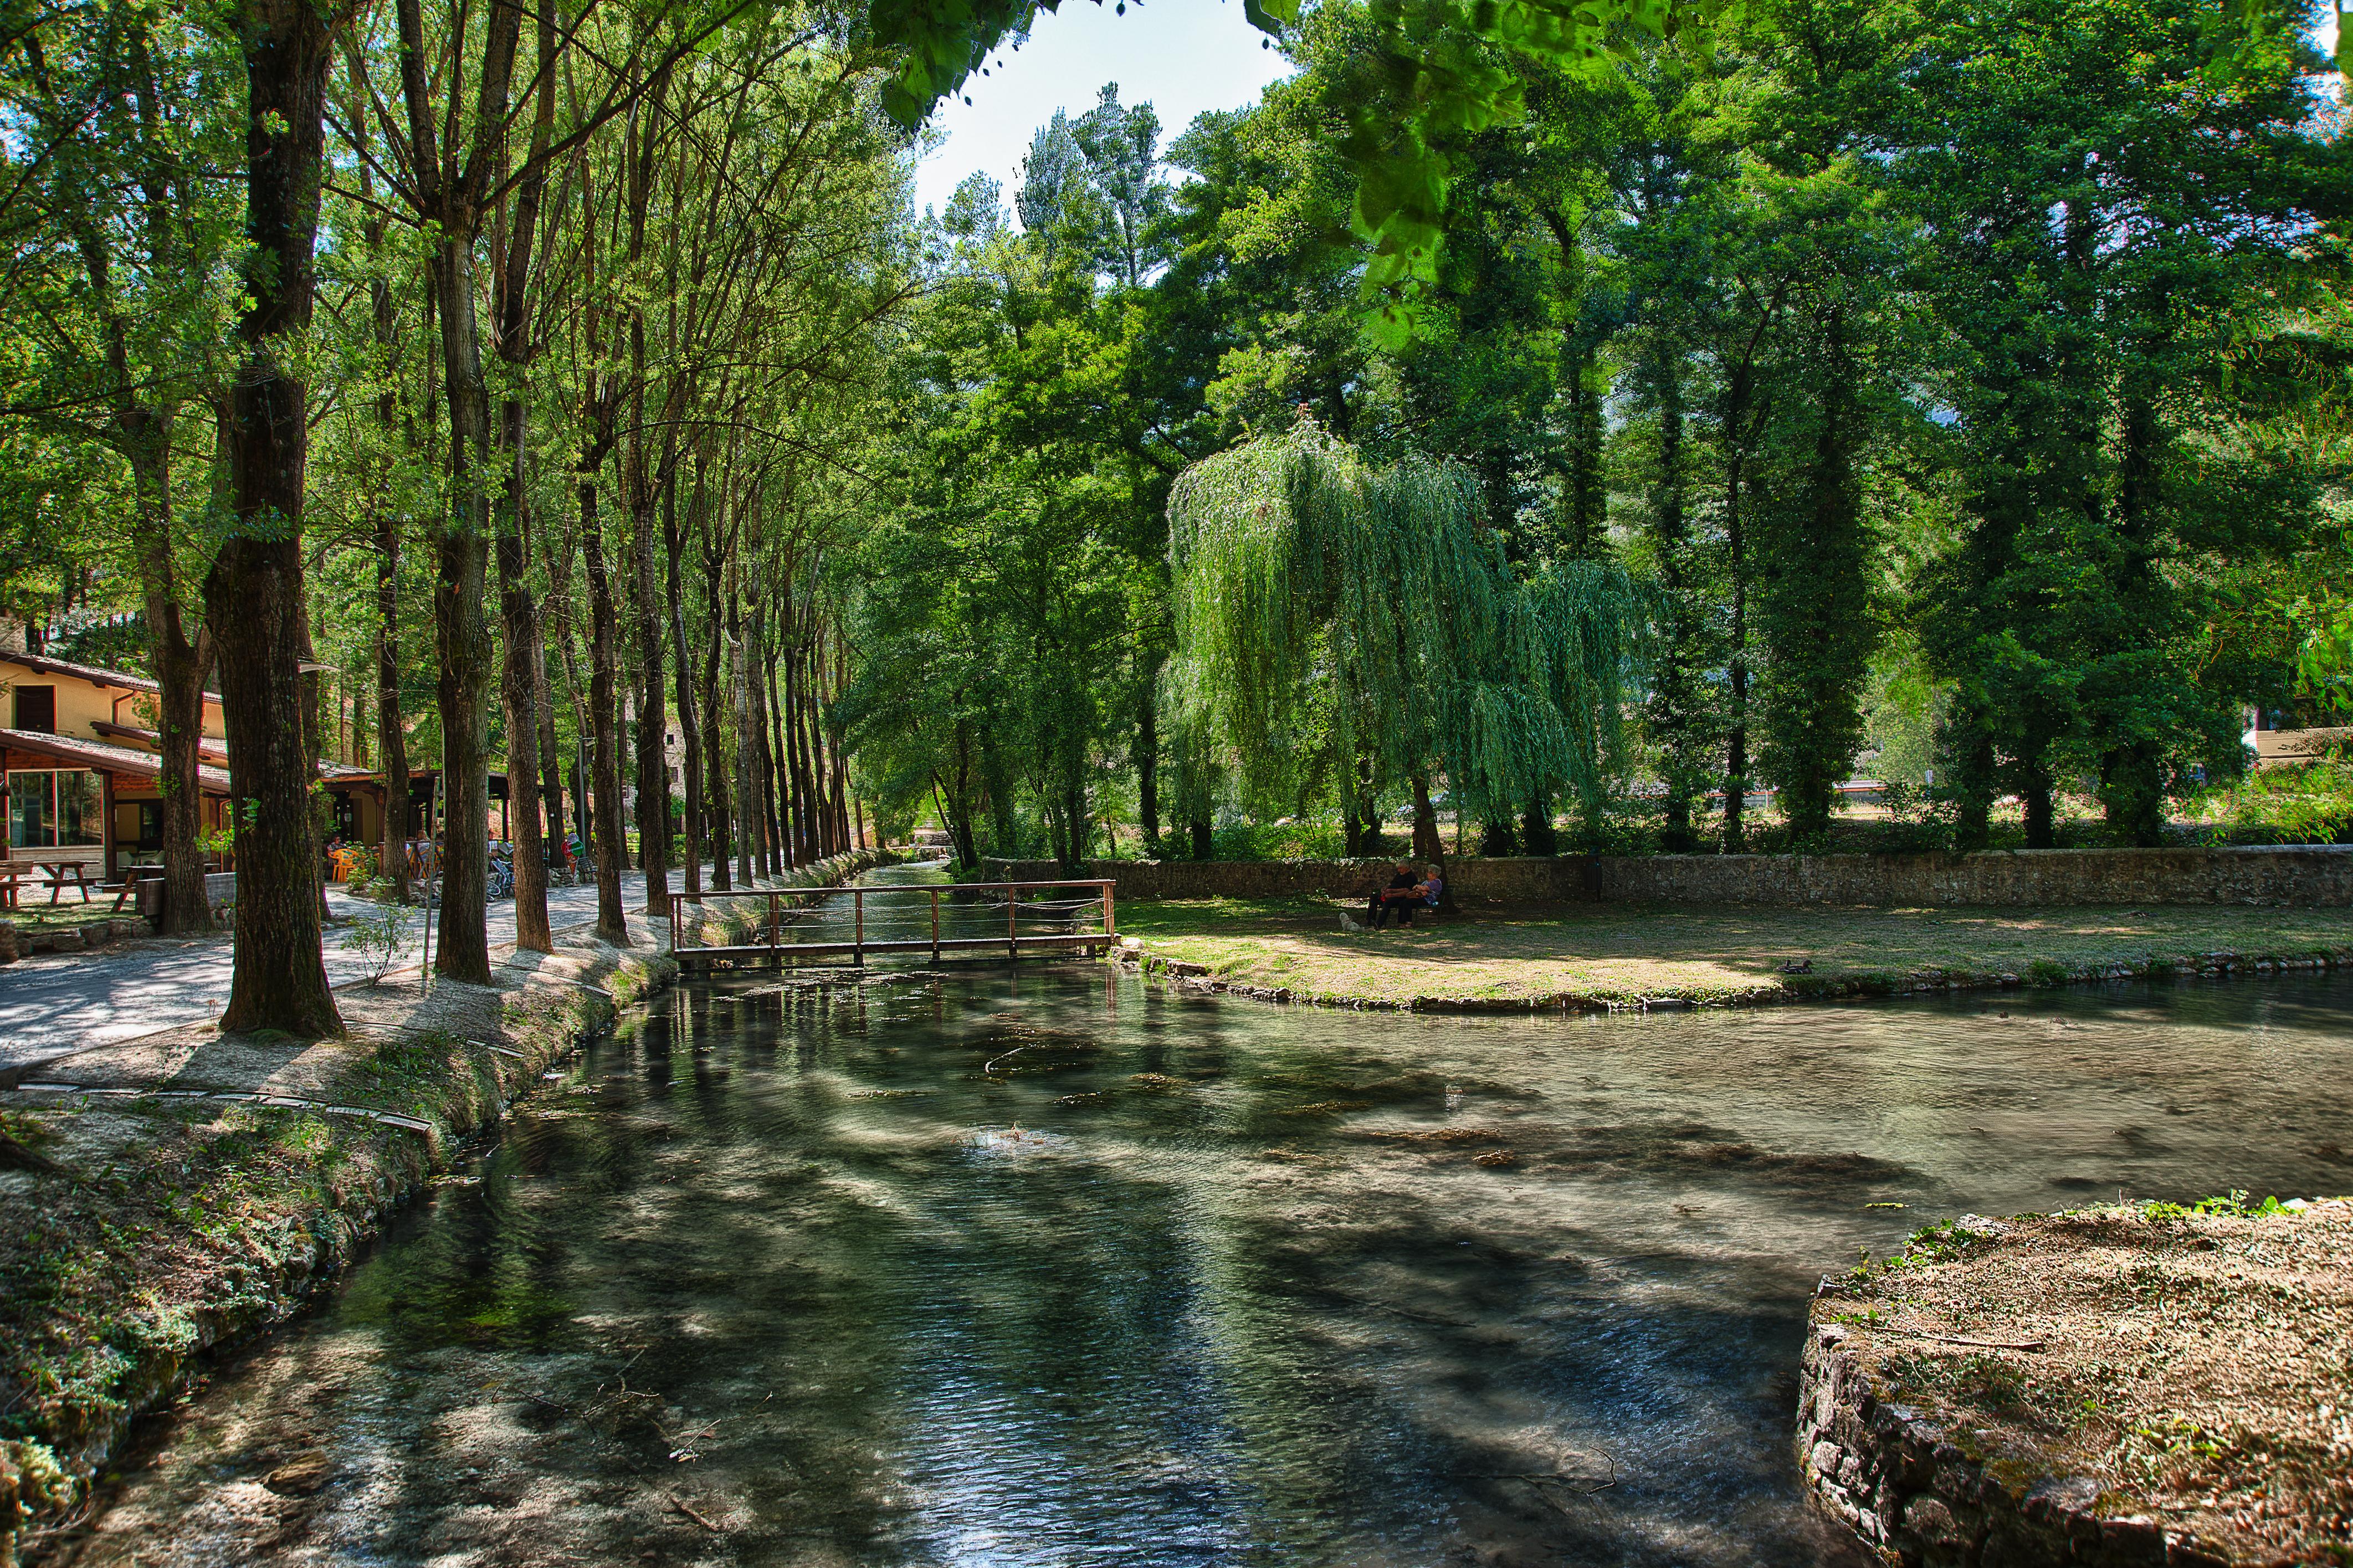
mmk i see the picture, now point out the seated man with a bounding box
[1367,861,1423,929]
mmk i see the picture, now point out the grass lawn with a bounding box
[0,895,132,934]
[1114,896,2353,1008]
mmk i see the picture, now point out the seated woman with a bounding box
[1416,865,1444,915]
[1367,862,1422,929]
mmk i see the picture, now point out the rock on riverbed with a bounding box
[1798,1197,2352,1566]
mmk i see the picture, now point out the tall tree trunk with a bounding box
[2022,763,2057,850]
[128,438,214,934]
[489,0,557,953]
[2099,392,2168,848]
[666,471,703,895]
[1648,341,1704,854]
[375,506,411,904]
[768,628,791,865]
[1135,683,1160,847]
[700,530,732,889]
[495,519,550,951]
[786,635,818,863]
[534,635,565,878]
[832,632,852,853]
[1951,719,1996,853]
[1723,390,1751,854]
[731,582,757,885]
[626,462,670,913]
[152,620,216,932]
[581,478,629,943]
[208,0,341,1036]
[1410,774,1445,864]
[428,230,495,985]
[54,17,213,932]
[1563,349,1604,557]
[1521,795,1557,857]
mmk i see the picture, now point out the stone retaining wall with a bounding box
[1795,1322,2207,1566]
[983,844,2353,907]
[0,916,148,962]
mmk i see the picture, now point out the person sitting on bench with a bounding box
[1416,864,1444,916]
[1368,862,1422,929]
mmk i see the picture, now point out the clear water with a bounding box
[54,873,2353,1567]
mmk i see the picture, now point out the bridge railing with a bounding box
[668,878,1116,969]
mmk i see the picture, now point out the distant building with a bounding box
[1,649,236,878]
[1,650,498,878]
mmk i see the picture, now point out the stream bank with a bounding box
[1108,904,2353,1013]
[1800,1198,2352,1566]
[0,849,890,1566]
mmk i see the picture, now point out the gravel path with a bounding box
[0,871,686,1068]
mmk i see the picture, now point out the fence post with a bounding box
[1101,881,1115,941]
[930,887,940,964]
[854,887,865,967]
[768,891,779,969]
[1007,884,1018,961]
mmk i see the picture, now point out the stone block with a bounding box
[1899,1494,1967,1549]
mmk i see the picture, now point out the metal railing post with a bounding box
[1101,881,1115,941]
[1007,884,1019,960]
[768,891,779,967]
[930,887,940,963]
[854,887,865,966]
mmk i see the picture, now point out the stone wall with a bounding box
[981,856,1582,903]
[982,844,2353,906]
[1795,1321,2197,1566]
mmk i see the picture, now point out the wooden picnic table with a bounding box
[0,860,102,909]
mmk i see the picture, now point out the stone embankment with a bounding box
[0,849,889,1566]
[988,844,2353,908]
[1798,1201,2352,1566]
[0,917,146,964]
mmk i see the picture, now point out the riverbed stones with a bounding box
[1799,1201,2353,1566]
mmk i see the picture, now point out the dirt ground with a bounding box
[1818,1199,2353,1564]
[1116,899,2353,1008]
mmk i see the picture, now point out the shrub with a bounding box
[339,903,414,984]
[2184,750,2353,846]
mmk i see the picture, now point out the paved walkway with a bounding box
[0,871,696,1069]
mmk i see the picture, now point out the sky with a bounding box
[906,0,1295,221]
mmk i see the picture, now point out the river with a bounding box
[51,868,2353,1566]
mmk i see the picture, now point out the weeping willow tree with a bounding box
[1165,421,1641,859]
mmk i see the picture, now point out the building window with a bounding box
[137,800,163,850]
[6,769,102,849]
[12,685,55,732]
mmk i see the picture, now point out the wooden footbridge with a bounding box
[669,879,1116,973]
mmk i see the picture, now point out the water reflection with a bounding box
[58,952,2353,1567]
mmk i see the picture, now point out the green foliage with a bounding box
[1165,421,1640,830]
[2185,752,2353,846]
[1904,0,2342,848]
[339,903,415,985]
[869,0,1729,340]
